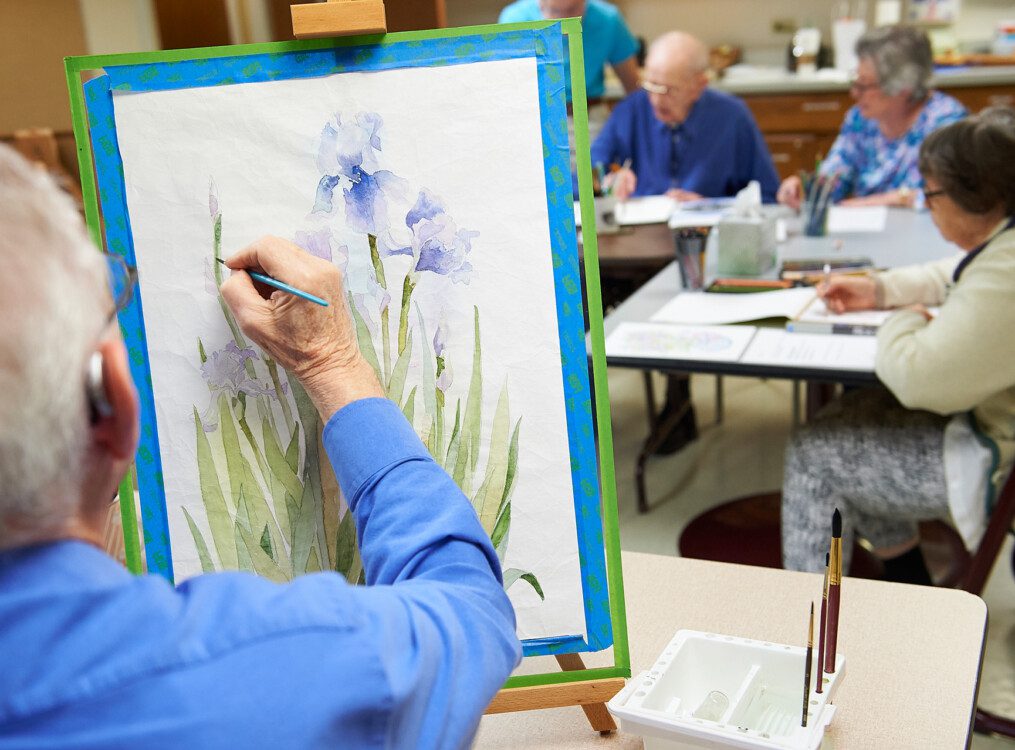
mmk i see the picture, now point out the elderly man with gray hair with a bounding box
[0,145,520,747]
[593,30,780,203]
[778,25,966,210]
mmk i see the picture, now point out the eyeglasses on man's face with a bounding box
[643,80,692,98]
[922,188,946,207]
[104,252,138,322]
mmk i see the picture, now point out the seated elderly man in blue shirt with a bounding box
[595,31,779,202]
[0,145,521,749]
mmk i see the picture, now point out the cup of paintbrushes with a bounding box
[802,174,837,237]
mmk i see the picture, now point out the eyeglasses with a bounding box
[848,76,880,95]
[104,251,138,322]
[643,80,687,97]
[922,188,946,206]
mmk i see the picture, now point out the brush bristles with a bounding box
[832,508,842,538]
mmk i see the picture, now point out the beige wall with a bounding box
[446,0,1014,61]
[0,0,89,133]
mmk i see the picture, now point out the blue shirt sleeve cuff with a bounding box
[322,398,432,507]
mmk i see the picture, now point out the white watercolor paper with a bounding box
[606,322,756,362]
[741,328,878,370]
[110,58,587,641]
[651,287,816,325]
[826,206,888,233]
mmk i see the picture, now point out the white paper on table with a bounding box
[827,206,888,233]
[651,287,816,325]
[741,328,878,370]
[605,322,758,362]
[796,297,896,326]
[615,195,677,225]
[667,197,735,229]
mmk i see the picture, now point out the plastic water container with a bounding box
[608,630,845,750]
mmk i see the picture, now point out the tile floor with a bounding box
[605,368,1015,748]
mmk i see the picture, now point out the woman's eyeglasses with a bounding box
[848,76,880,95]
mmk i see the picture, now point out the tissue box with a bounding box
[716,215,776,276]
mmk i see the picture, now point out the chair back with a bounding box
[961,469,1015,595]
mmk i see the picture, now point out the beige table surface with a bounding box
[475,551,987,749]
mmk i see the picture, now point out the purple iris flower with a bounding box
[316,112,383,180]
[199,341,286,431]
[293,227,349,273]
[398,189,477,283]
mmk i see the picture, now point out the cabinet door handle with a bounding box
[801,101,841,112]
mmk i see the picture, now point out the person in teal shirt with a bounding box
[498,0,641,103]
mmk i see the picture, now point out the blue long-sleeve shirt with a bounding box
[591,88,780,202]
[0,398,521,749]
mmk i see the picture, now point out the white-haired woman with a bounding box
[778,25,966,210]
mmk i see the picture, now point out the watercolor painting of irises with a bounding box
[105,55,588,642]
[187,112,542,599]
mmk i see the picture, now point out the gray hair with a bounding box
[856,26,933,103]
[919,106,1015,215]
[0,145,108,545]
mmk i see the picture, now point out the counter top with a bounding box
[711,64,1015,96]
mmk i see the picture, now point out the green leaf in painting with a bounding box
[290,481,318,576]
[284,429,300,475]
[475,382,511,536]
[387,331,412,405]
[193,406,237,569]
[236,521,288,582]
[259,524,273,559]
[402,385,417,427]
[414,304,438,418]
[182,507,216,573]
[333,509,357,577]
[348,291,382,381]
[519,572,544,600]
[498,418,522,521]
[502,568,545,600]
[306,545,322,573]
[490,501,511,556]
[444,401,462,473]
[462,307,483,477]
[261,418,302,540]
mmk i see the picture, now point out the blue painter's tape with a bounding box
[102,32,542,93]
[84,76,174,583]
[85,25,611,656]
[519,26,612,658]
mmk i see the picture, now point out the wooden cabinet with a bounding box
[938,84,1015,113]
[738,82,1015,181]
[763,133,838,180]
[741,92,852,180]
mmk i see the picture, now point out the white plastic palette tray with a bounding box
[608,630,845,750]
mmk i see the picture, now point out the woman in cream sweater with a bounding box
[781,107,1015,583]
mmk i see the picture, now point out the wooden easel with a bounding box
[289,0,625,733]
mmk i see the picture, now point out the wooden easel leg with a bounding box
[555,654,618,734]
